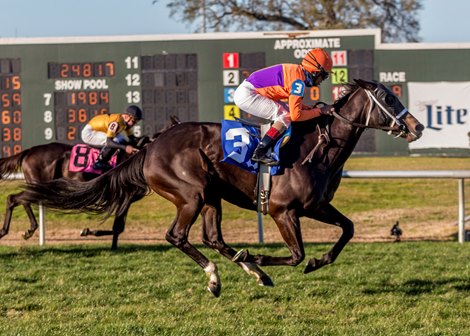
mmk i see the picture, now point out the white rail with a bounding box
[4,171,470,244]
[341,170,470,243]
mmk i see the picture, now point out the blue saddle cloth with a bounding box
[221,120,290,175]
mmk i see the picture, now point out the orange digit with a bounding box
[67,126,76,140]
[105,62,114,76]
[2,77,10,90]
[13,128,21,141]
[89,91,98,105]
[100,91,109,104]
[78,108,87,122]
[100,107,108,115]
[69,92,76,105]
[12,93,21,106]
[83,63,92,77]
[12,110,21,124]
[391,85,402,98]
[12,76,21,90]
[60,64,69,78]
[95,64,103,77]
[309,87,320,101]
[1,110,10,124]
[68,108,76,123]
[71,64,81,77]
[78,91,87,105]
[3,146,11,157]
[13,145,22,154]
[1,93,10,108]
[3,128,11,141]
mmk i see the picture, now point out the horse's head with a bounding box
[354,79,423,142]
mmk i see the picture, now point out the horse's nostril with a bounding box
[415,123,424,132]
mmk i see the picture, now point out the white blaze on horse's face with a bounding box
[368,81,424,142]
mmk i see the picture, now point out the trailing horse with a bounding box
[21,79,423,296]
[0,116,180,249]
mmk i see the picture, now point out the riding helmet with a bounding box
[301,48,333,73]
[125,105,143,120]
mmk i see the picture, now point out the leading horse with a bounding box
[0,116,180,249]
[21,79,423,296]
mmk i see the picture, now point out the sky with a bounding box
[0,0,467,43]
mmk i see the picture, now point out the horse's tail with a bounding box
[0,149,29,179]
[22,148,149,217]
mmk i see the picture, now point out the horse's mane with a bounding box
[332,82,360,109]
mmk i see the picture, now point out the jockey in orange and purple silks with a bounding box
[233,48,334,166]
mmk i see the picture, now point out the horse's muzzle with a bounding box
[403,114,424,142]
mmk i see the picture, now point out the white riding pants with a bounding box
[81,125,128,147]
[233,80,291,128]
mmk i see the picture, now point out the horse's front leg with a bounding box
[200,203,274,287]
[233,209,306,267]
[303,203,354,273]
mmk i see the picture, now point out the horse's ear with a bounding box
[170,115,181,125]
[354,78,377,91]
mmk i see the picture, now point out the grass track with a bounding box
[0,242,469,335]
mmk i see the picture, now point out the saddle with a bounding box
[69,144,118,174]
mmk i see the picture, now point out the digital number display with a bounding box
[48,62,115,79]
[54,91,110,144]
[47,61,114,144]
[0,58,22,158]
[221,52,265,121]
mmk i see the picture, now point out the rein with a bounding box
[330,88,407,134]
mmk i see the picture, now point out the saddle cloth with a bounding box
[69,144,118,174]
[221,120,290,175]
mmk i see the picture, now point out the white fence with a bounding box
[4,170,470,245]
[257,170,470,244]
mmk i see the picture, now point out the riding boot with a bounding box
[92,147,116,171]
[251,126,283,166]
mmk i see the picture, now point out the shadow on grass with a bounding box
[0,243,175,259]
[0,242,331,260]
[363,277,470,295]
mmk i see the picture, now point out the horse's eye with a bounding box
[385,95,395,105]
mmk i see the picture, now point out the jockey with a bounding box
[233,48,334,166]
[81,105,142,171]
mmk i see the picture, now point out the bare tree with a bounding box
[153,0,423,42]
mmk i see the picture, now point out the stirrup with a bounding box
[92,161,112,171]
[251,155,280,166]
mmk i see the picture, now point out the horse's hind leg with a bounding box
[0,193,38,240]
[111,207,128,250]
[22,202,39,240]
[200,203,274,287]
[0,194,18,239]
[303,203,354,273]
[166,199,222,297]
[80,207,129,249]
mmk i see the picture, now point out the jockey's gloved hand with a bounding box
[319,104,335,115]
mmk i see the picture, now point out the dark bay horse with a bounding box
[21,79,423,296]
[0,116,180,249]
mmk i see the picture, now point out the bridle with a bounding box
[329,87,409,137]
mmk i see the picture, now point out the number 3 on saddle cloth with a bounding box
[221,120,291,175]
[69,144,118,174]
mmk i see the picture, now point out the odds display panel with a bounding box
[3,30,429,158]
[0,58,22,157]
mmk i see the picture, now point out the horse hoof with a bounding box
[80,228,90,236]
[22,231,33,240]
[257,275,275,287]
[232,249,249,262]
[207,283,221,298]
[304,258,320,274]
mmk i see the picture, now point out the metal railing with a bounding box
[4,170,470,244]
[257,170,470,244]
